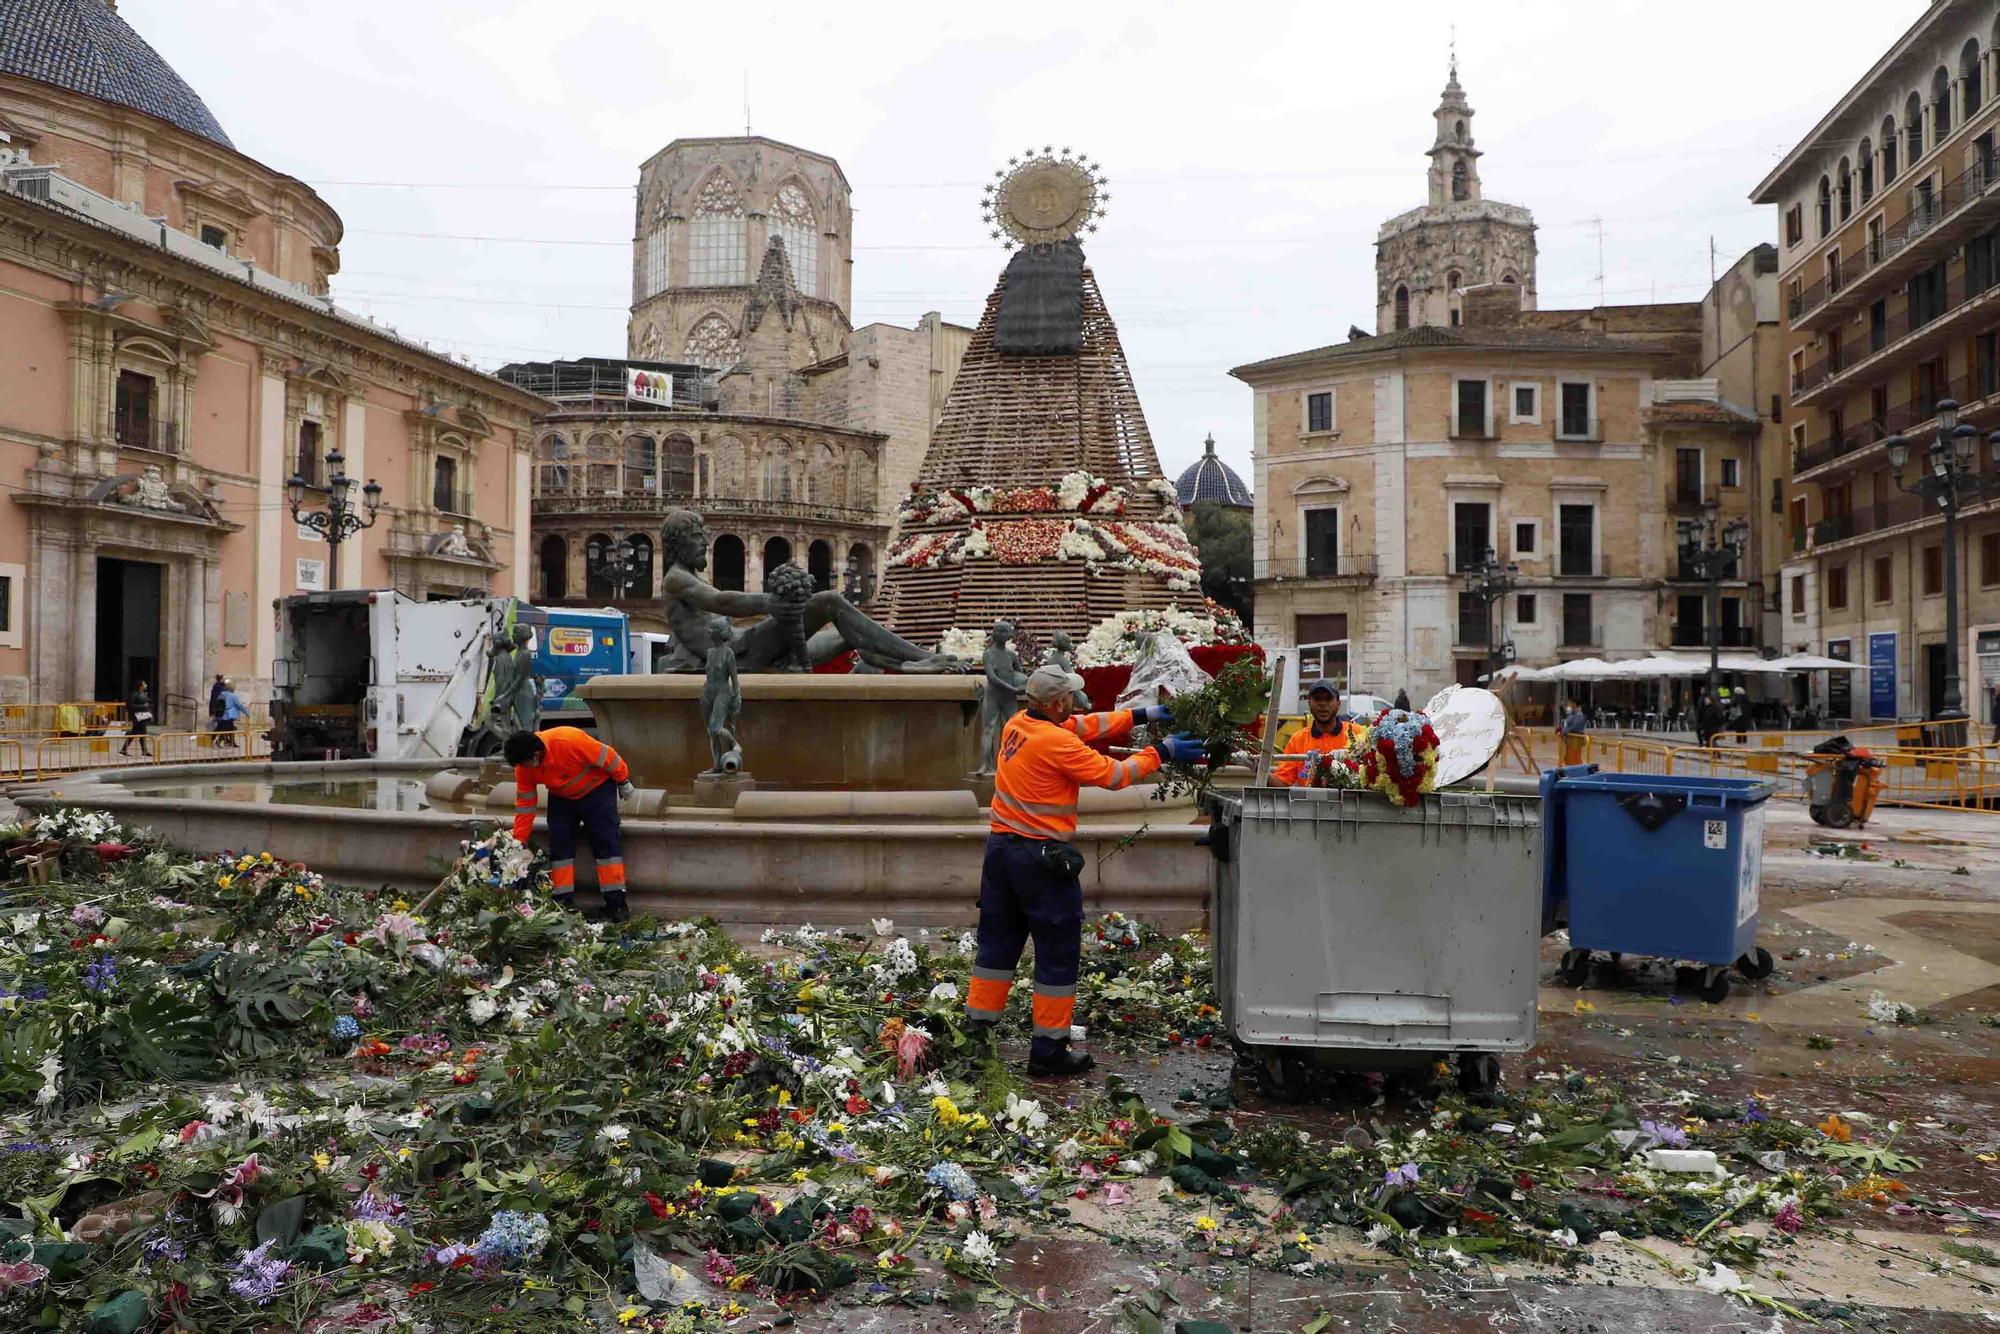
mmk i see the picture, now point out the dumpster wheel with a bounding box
[1456,1053,1501,1096]
[1676,965,1732,1003]
[1558,948,1593,986]
[1253,1052,1315,1103]
[1735,947,1775,980]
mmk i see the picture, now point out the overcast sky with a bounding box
[125,0,1917,482]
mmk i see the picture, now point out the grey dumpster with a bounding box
[1208,785,1542,1096]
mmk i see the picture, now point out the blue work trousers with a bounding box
[969,832,1083,1057]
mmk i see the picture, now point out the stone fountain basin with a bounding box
[11,758,1209,931]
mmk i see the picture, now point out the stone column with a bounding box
[341,398,368,589]
[183,555,207,722]
[70,542,97,702]
[254,371,286,671]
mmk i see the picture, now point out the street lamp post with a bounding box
[1885,398,2000,731]
[287,448,382,587]
[585,535,646,600]
[1676,496,1750,694]
[1464,546,1520,681]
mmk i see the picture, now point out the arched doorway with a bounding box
[763,536,792,578]
[712,534,745,592]
[584,532,615,599]
[626,534,655,599]
[808,539,833,591]
[846,541,874,603]
[538,535,567,601]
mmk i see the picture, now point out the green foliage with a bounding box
[1187,501,1253,623]
[1157,654,1270,801]
[105,987,221,1081]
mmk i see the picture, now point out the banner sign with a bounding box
[1868,631,1897,719]
[626,368,672,407]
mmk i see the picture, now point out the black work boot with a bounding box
[552,893,578,914]
[599,892,630,925]
[1026,1041,1095,1079]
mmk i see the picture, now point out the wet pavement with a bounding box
[752,801,2000,1332]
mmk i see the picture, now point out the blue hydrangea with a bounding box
[924,1161,977,1201]
[473,1210,550,1263]
[331,1015,360,1041]
[83,954,118,993]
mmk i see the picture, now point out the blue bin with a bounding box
[1540,766,1773,968]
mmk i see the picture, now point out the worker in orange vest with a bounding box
[1273,679,1361,785]
[967,665,1207,1077]
[503,726,635,922]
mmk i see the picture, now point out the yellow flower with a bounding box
[776,1089,791,1106]
[720,1301,746,1319]
[616,1307,642,1326]
[877,1256,894,1270]
[741,1117,759,1129]
[726,1273,751,1291]
[312,1152,331,1171]
[1573,999,1596,1014]
[397,1146,413,1160]
[789,1169,808,1182]
[828,1122,847,1136]
[259,851,273,863]
[391,898,411,911]
[931,1095,961,1125]
[1294,1231,1311,1246]
[1194,1215,1219,1232]
[521,1277,539,1290]
[967,1114,989,1132]
[217,875,234,890]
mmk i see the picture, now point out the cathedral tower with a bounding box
[1376,58,1537,332]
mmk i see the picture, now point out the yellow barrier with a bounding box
[0,736,23,781]
[0,702,128,736]
[30,728,270,779]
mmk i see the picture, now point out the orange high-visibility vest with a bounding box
[990,709,1160,839]
[1273,719,1360,786]
[512,726,629,841]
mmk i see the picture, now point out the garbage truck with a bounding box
[269,591,536,760]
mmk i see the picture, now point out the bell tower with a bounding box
[1427,57,1482,206]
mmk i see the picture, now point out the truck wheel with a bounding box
[1456,1053,1501,1095]
[1735,947,1775,980]
[1558,949,1593,986]
[1823,801,1856,829]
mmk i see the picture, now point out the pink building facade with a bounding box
[0,1,545,724]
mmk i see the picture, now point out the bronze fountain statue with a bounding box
[656,510,962,673]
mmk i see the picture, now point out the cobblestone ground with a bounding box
[755,801,2000,1333]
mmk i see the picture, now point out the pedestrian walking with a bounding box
[504,726,636,922]
[1559,697,1589,766]
[966,666,1191,1077]
[214,680,245,748]
[119,680,153,757]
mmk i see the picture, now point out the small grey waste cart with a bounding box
[1205,785,1542,1097]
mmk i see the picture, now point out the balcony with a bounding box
[1793,255,2000,406]
[1670,624,1755,648]
[1255,554,1378,583]
[532,493,880,526]
[114,417,178,454]
[1790,156,2000,332]
[1793,371,2000,481]
[432,486,475,518]
[1810,493,1930,548]
[1666,483,1706,513]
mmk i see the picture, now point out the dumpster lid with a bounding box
[1545,770,1774,805]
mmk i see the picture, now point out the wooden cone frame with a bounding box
[877,259,1203,650]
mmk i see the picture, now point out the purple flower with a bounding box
[350,1191,405,1222]
[1773,1200,1804,1235]
[143,1235,188,1264]
[1639,1119,1688,1149]
[228,1240,292,1306]
[83,954,118,993]
[1381,1162,1420,1191]
[1744,1100,1769,1123]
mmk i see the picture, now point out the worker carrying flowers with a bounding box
[1273,679,1363,786]
[968,665,1204,1077]
[503,726,636,922]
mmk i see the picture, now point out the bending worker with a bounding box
[1273,678,1360,785]
[503,726,637,922]
[966,665,1205,1078]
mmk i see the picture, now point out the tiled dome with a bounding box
[1175,434,1251,509]
[0,0,233,148]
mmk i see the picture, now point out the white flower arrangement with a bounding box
[1001,1093,1047,1134]
[34,808,123,844]
[936,627,987,661]
[882,937,920,978]
[466,995,498,1024]
[1076,605,1234,668]
[957,524,991,561]
[1057,522,1107,561]
[961,1229,999,1266]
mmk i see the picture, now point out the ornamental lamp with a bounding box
[1930,439,1950,478]
[1936,397,1960,433]
[1989,429,2000,464]
[327,449,352,507]
[286,472,306,509]
[1952,422,1978,465]
[362,478,383,515]
[1885,433,1910,473]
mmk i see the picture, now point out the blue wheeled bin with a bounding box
[1540,765,1775,1002]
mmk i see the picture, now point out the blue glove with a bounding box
[1152,732,1210,765]
[1135,704,1173,725]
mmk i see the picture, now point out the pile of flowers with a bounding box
[1357,708,1441,807]
[1077,603,1250,669]
[896,471,1135,527]
[884,531,958,572]
[1088,519,1203,589]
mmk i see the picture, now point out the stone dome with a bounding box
[0,0,233,148]
[1176,434,1251,509]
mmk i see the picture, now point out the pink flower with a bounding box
[895,1026,931,1080]
[178,1119,209,1144]
[1079,1163,1101,1183]
[1773,1200,1804,1234]
[0,1260,49,1292]
[227,1153,262,1187]
[1103,1182,1132,1207]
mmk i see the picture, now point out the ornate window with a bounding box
[772,181,818,297]
[1393,285,1410,331]
[642,231,668,299]
[586,433,618,494]
[1882,115,1899,183]
[624,434,656,495]
[687,174,747,285]
[684,313,742,368]
[634,322,663,360]
[663,434,696,497]
[1451,161,1468,201]
[762,439,796,501]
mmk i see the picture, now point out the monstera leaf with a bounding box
[211,953,313,1030]
[108,990,221,1081]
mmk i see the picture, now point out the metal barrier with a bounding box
[26,728,270,780]
[1500,729,2000,813]
[0,737,23,782]
[0,701,127,736]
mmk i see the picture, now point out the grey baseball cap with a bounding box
[1306,678,1341,698]
[1024,664,1087,703]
